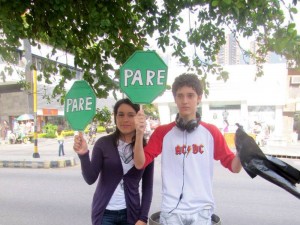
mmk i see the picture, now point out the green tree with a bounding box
[0,0,299,97]
[143,104,159,119]
[94,106,112,126]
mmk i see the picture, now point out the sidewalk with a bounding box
[0,136,79,169]
[0,135,299,169]
[261,142,300,159]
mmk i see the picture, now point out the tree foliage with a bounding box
[94,106,112,126]
[0,0,299,98]
[143,104,159,119]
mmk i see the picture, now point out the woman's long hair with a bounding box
[112,98,147,147]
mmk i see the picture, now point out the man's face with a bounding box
[174,86,201,120]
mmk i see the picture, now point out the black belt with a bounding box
[104,208,127,215]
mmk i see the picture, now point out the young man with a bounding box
[134,73,242,225]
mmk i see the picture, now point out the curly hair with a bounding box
[172,73,203,97]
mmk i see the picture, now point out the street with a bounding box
[213,160,300,225]
[0,135,300,225]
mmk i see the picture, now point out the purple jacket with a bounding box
[78,134,154,225]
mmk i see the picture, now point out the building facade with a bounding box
[154,63,299,144]
[0,41,116,132]
[216,33,241,65]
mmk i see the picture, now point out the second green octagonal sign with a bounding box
[64,80,96,131]
[120,50,168,104]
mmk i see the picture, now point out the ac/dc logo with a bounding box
[175,144,204,157]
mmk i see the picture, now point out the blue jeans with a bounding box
[58,141,64,156]
[101,209,133,225]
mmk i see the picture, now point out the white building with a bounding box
[154,63,298,143]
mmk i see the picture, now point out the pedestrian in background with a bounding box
[25,120,32,134]
[223,119,229,133]
[56,126,65,156]
[73,98,154,225]
[145,116,152,142]
[87,120,97,145]
[19,121,26,140]
[0,120,9,143]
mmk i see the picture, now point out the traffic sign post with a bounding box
[120,50,168,104]
[64,80,96,131]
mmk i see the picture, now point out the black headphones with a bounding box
[175,112,201,133]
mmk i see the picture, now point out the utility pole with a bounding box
[23,39,40,158]
[23,39,33,113]
[32,69,39,158]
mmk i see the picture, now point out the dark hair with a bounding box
[113,98,140,123]
[172,73,203,97]
[57,126,63,135]
[112,98,146,147]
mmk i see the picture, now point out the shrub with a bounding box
[43,123,57,137]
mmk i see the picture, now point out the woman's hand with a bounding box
[135,220,146,225]
[135,108,146,136]
[73,132,88,155]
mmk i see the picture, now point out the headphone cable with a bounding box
[169,131,187,214]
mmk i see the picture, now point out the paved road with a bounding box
[1,157,299,225]
[0,135,300,224]
[0,166,93,225]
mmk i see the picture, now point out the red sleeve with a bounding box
[143,123,175,168]
[201,122,235,172]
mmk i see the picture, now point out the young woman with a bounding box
[73,98,154,225]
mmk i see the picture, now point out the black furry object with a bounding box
[235,124,300,199]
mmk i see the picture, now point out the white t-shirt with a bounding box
[144,121,235,214]
[106,140,134,210]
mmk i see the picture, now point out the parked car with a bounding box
[105,123,116,134]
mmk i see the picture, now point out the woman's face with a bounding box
[115,103,137,138]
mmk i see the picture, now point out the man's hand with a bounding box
[133,108,146,169]
[73,132,88,155]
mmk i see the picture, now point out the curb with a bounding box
[266,154,300,160]
[0,157,77,169]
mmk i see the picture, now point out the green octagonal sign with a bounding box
[120,50,168,104]
[64,80,96,131]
